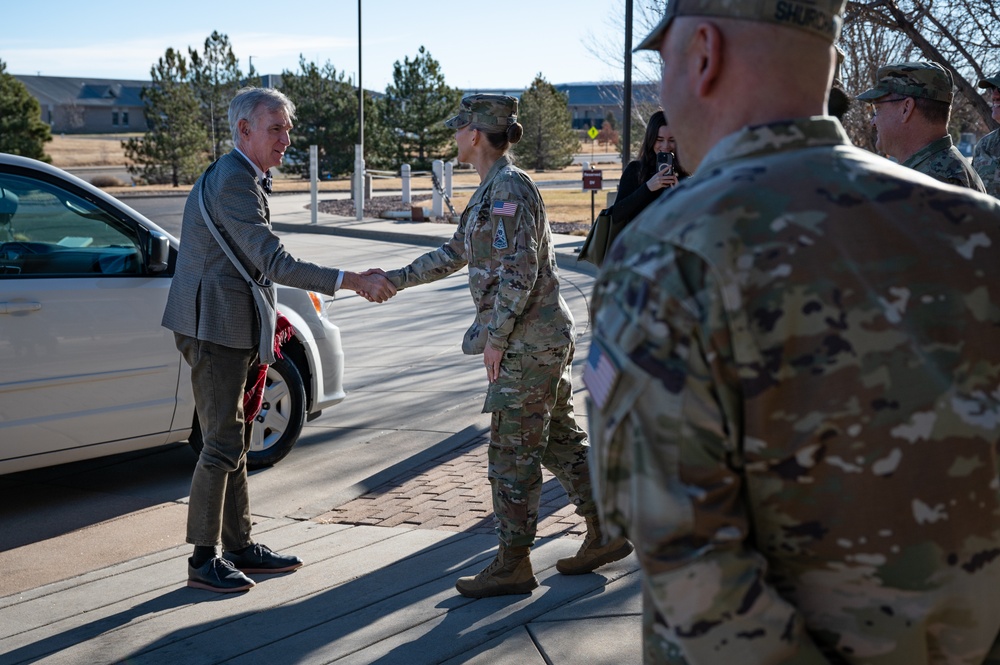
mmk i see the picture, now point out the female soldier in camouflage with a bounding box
[375,94,632,598]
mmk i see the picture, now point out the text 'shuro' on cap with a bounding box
[635,0,847,52]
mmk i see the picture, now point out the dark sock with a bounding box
[192,545,217,567]
[229,543,252,555]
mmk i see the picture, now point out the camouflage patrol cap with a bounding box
[635,0,846,51]
[856,61,954,103]
[444,94,518,131]
[978,71,1000,90]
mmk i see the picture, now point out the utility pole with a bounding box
[622,0,633,165]
[355,0,365,221]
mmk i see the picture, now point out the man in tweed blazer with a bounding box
[162,87,394,593]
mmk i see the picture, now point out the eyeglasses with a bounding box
[870,98,906,117]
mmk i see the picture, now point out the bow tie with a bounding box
[261,171,272,195]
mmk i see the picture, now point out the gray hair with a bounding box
[228,87,296,145]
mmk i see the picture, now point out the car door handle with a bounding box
[0,302,42,314]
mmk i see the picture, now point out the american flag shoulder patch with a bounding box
[583,339,621,410]
[492,200,518,216]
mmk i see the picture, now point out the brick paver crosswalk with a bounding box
[317,434,587,540]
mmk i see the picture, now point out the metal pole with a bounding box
[432,160,444,218]
[622,0,633,165]
[355,0,365,221]
[309,145,318,225]
[358,0,363,150]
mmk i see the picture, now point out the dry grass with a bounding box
[47,134,139,167]
[449,188,612,230]
[47,133,618,228]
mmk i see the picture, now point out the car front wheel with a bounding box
[188,356,307,469]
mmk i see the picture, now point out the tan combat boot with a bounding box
[455,545,538,598]
[556,515,634,575]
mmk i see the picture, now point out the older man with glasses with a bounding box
[973,70,1000,198]
[858,60,985,191]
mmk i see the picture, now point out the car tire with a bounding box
[188,356,307,469]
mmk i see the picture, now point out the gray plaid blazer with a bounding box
[162,150,342,349]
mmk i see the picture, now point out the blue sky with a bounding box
[0,0,659,90]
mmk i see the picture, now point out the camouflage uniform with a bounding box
[902,134,986,191]
[386,121,595,547]
[975,129,1000,198]
[857,61,985,192]
[589,115,1000,664]
[973,71,1000,198]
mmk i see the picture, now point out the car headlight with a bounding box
[307,291,323,314]
[307,291,336,321]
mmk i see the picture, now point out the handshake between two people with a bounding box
[341,268,396,303]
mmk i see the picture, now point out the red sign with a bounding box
[582,169,603,191]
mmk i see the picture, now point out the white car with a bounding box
[0,154,345,474]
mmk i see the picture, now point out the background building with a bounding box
[14,75,149,134]
[14,75,660,135]
[463,82,660,130]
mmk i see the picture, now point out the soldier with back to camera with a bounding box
[587,0,1000,662]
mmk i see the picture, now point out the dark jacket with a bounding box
[609,160,665,231]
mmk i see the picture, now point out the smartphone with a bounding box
[656,151,674,175]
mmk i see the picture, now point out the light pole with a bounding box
[622,0,633,165]
[355,0,365,221]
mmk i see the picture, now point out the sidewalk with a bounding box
[0,195,640,665]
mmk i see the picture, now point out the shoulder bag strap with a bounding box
[198,181,278,364]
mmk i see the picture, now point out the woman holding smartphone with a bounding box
[609,110,689,231]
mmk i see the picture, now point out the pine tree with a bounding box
[382,46,463,168]
[0,59,52,162]
[188,31,246,160]
[278,57,393,178]
[122,48,210,186]
[516,74,577,171]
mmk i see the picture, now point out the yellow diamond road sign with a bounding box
[587,126,599,140]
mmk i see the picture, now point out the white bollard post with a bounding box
[432,160,444,218]
[355,145,365,221]
[401,164,411,205]
[309,145,318,225]
[444,161,453,199]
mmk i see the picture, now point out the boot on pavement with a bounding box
[556,515,634,575]
[455,545,538,598]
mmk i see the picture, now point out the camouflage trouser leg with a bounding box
[540,344,597,519]
[486,343,596,549]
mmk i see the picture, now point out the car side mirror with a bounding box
[147,232,170,273]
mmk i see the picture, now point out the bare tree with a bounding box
[584,0,665,152]
[845,1,1000,142]
[839,13,911,150]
